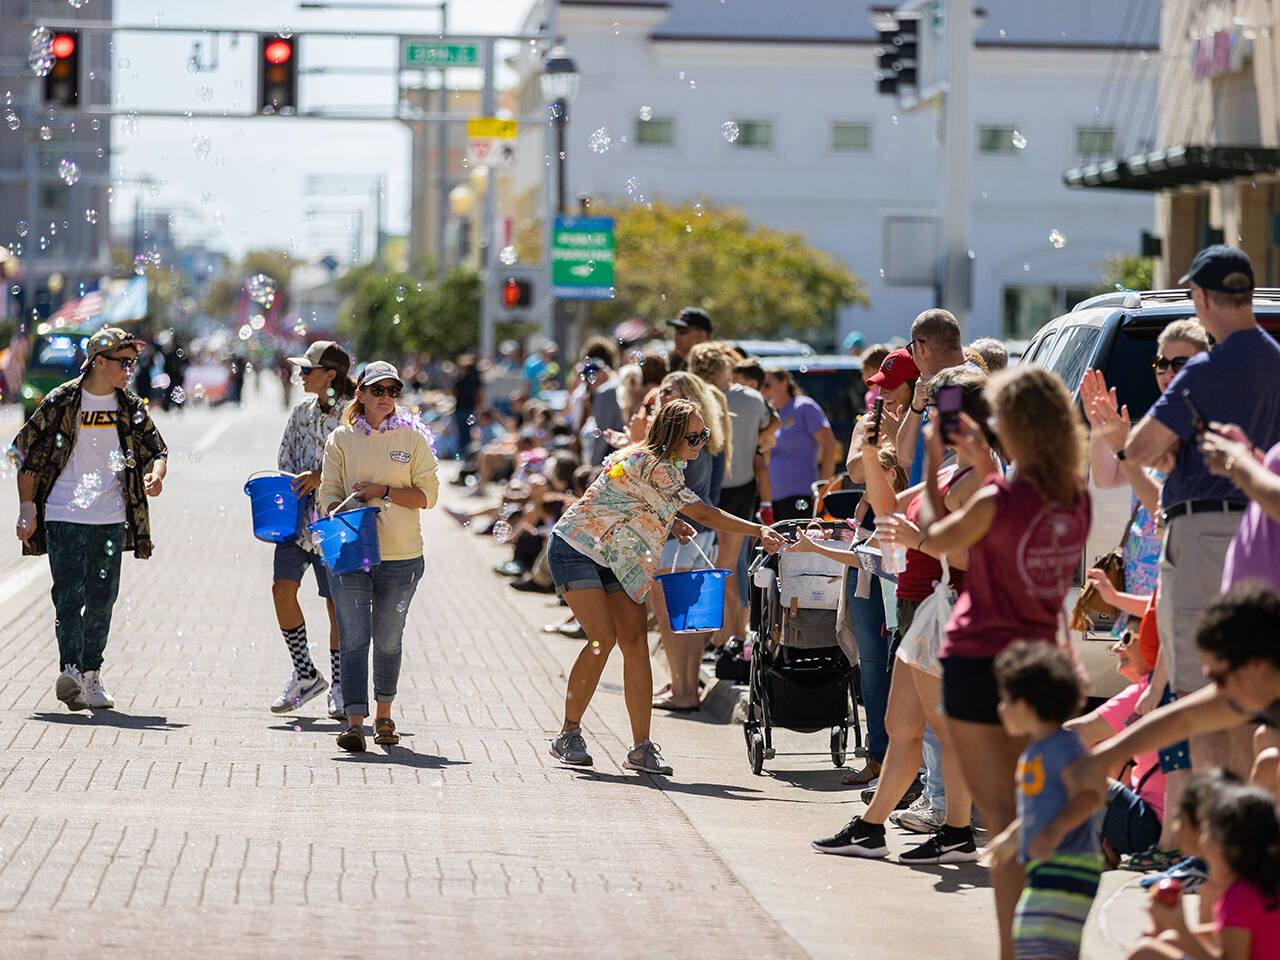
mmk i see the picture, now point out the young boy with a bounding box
[989,641,1104,960]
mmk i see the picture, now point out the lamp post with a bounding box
[540,46,580,374]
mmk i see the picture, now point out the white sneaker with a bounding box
[55,666,89,711]
[327,682,345,720]
[81,669,114,709]
[895,797,948,834]
[270,671,328,714]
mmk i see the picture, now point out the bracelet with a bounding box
[910,404,926,416]
[382,485,392,502]
[1224,455,1237,474]
[1115,448,1127,461]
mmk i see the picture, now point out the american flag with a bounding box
[47,290,105,327]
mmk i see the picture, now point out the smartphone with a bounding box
[1181,388,1208,434]
[937,384,963,443]
[867,396,885,445]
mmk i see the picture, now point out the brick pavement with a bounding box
[0,394,805,959]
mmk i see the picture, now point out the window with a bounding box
[731,121,773,148]
[832,122,871,152]
[1075,127,1117,158]
[634,117,675,146]
[1042,325,1101,399]
[978,126,1019,154]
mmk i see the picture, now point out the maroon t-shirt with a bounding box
[895,467,971,603]
[942,474,1091,659]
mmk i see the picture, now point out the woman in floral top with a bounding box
[270,340,355,720]
[548,398,785,776]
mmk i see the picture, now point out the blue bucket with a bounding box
[307,507,381,576]
[654,567,731,633]
[244,471,305,543]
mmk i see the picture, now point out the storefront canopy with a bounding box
[1063,145,1280,191]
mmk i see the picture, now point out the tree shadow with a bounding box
[30,710,187,731]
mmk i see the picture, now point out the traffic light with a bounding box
[257,34,297,115]
[873,14,918,96]
[501,277,532,309]
[43,31,80,108]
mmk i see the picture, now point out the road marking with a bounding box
[0,562,49,624]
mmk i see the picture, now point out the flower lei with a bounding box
[353,408,438,457]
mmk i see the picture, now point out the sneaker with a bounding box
[327,683,345,721]
[550,728,593,766]
[1139,857,1209,893]
[890,794,931,827]
[270,671,328,714]
[81,670,114,709]
[55,665,89,712]
[623,739,673,775]
[861,775,923,810]
[896,799,948,834]
[1122,845,1183,873]
[899,825,979,865]
[811,817,888,858]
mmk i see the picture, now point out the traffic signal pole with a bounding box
[938,0,974,330]
[478,36,497,363]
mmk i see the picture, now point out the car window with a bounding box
[1101,323,1163,422]
[1042,326,1101,395]
[789,369,860,443]
[1024,330,1058,367]
[31,336,82,372]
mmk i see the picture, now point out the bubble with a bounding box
[68,0,88,8]
[394,285,407,302]
[55,433,65,448]
[1022,261,1031,272]
[694,202,704,217]
[492,520,514,543]
[625,176,639,197]
[84,208,98,224]
[191,135,211,159]
[199,85,214,103]
[246,273,276,306]
[591,640,601,655]
[15,219,28,237]
[238,324,252,340]
[721,121,740,143]
[90,118,100,130]
[1011,129,1027,150]
[498,245,517,266]
[5,110,19,132]
[107,449,125,473]
[677,71,686,80]
[58,158,80,185]
[104,540,115,557]
[28,27,54,77]
[395,600,408,613]
[639,105,653,122]
[71,471,103,509]
[588,127,612,154]
[1048,229,1066,249]
[123,111,139,136]
[795,499,810,513]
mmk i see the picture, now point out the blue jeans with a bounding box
[332,556,424,717]
[922,724,945,814]
[1099,780,1162,855]
[846,573,890,764]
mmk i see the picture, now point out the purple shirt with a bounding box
[1222,441,1280,594]
[767,395,829,499]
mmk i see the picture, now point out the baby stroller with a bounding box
[743,519,863,775]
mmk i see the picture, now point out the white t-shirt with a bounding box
[45,390,127,525]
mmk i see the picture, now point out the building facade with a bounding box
[511,0,1160,345]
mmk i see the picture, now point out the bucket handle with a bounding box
[669,534,717,574]
[327,490,362,518]
[244,469,298,494]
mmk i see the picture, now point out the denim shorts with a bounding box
[548,534,623,596]
[273,539,332,599]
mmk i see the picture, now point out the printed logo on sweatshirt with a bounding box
[80,410,118,428]
[390,450,410,463]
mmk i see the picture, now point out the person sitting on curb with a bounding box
[11,326,167,712]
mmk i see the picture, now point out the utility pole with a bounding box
[937,0,973,330]
[435,1,449,279]
[478,36,497,362]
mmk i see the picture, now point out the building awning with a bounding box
[1063,145,1280,191]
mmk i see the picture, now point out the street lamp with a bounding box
[540,46,579,369]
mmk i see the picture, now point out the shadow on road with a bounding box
[570,768,774,801]
[30,710,187,731]
[266,716,340,733]
[755,768,858,793]
[897,861,992,893]
[332,746,470,769]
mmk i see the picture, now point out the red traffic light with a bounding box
[264,40,293,64]
[51,34,75,58]
[503,279,520,308]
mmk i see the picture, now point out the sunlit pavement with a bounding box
[0,386,1140,958]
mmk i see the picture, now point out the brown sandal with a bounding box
[373,718,400,745]
[336,724,366,753]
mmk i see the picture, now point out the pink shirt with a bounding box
[943,474,1091,659]
[1215,879,1280,960]
[1096,678,1166,822]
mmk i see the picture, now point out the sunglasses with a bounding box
[1151,355,1191,375]
[100,354,136,370]
[906,338,925,356]
[365,383,402,398]
[685,428,711,446]
[1205,662,1241,687]
[1111,631,1136,651]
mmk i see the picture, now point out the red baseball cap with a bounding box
[866,348,919,389]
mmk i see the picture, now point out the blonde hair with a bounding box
[342,384,398,426]
[612,398,700,479]
[661,371,731,463]
[686,342,735,385]
[988,367,1085,505]
[962,347,990,375]
[614,363,645,419]
[1158,318,1211,354]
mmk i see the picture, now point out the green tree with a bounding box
[1094,254,1155,295]
[585,202,866,338]
[337,267,481,362]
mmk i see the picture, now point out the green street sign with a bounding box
[402,42,478,68]
[551,216,616,300]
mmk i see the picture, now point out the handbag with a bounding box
[897,556,955,679]
[1069,502,1141,632]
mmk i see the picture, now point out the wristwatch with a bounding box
[381,485,392,503]
[910,404,926,416]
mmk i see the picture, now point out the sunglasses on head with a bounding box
[1151,355,1191,375]
[685,427,711,446]
[365,383,401,398]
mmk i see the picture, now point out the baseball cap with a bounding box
[357,360,403,388]
[81,326,144,371]
[667,307,712,334]
[1178,244,1255,292]
[866,348,919,389]
[842,331,866,351]
[287,339,351,374]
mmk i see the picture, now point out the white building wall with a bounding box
[523,3,1157,344]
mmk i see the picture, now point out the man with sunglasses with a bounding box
[11,326,168,712]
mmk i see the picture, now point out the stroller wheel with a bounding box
[830,726,848,768]
[749,731,765,776]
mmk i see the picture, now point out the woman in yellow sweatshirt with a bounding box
[318,361,439,752]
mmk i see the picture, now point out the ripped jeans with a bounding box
[332,556,424,717]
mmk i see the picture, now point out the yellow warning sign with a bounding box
[467,117,518,139]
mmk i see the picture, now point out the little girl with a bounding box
[1129,783,1280,960]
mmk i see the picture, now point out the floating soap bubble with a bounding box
[639,105,653,122]
[250,313,266,330]
[1022,262,1031,272]
[67,0,89,8]
[71,471,103,509]
[721,121,740,143]
[84,208,98,224]
[238,324,253,340]
[58,158,80,185]
[588,127,612,154]
[395,600,408,613]
[1048,229,1066,249]
[107,449,125,473]
[1011,129,1027,150]
[15,220,28,237]
[191,135,211,159]
[5,110,18,132]
[498,245,517,266]
[28,28,54,77]
[625,176,639,197]
[394,285,407,302]
[170,386,185,404]
[246,273,276,305]
[492,520,514,543]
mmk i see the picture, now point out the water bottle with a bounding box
[882,513,910,575]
